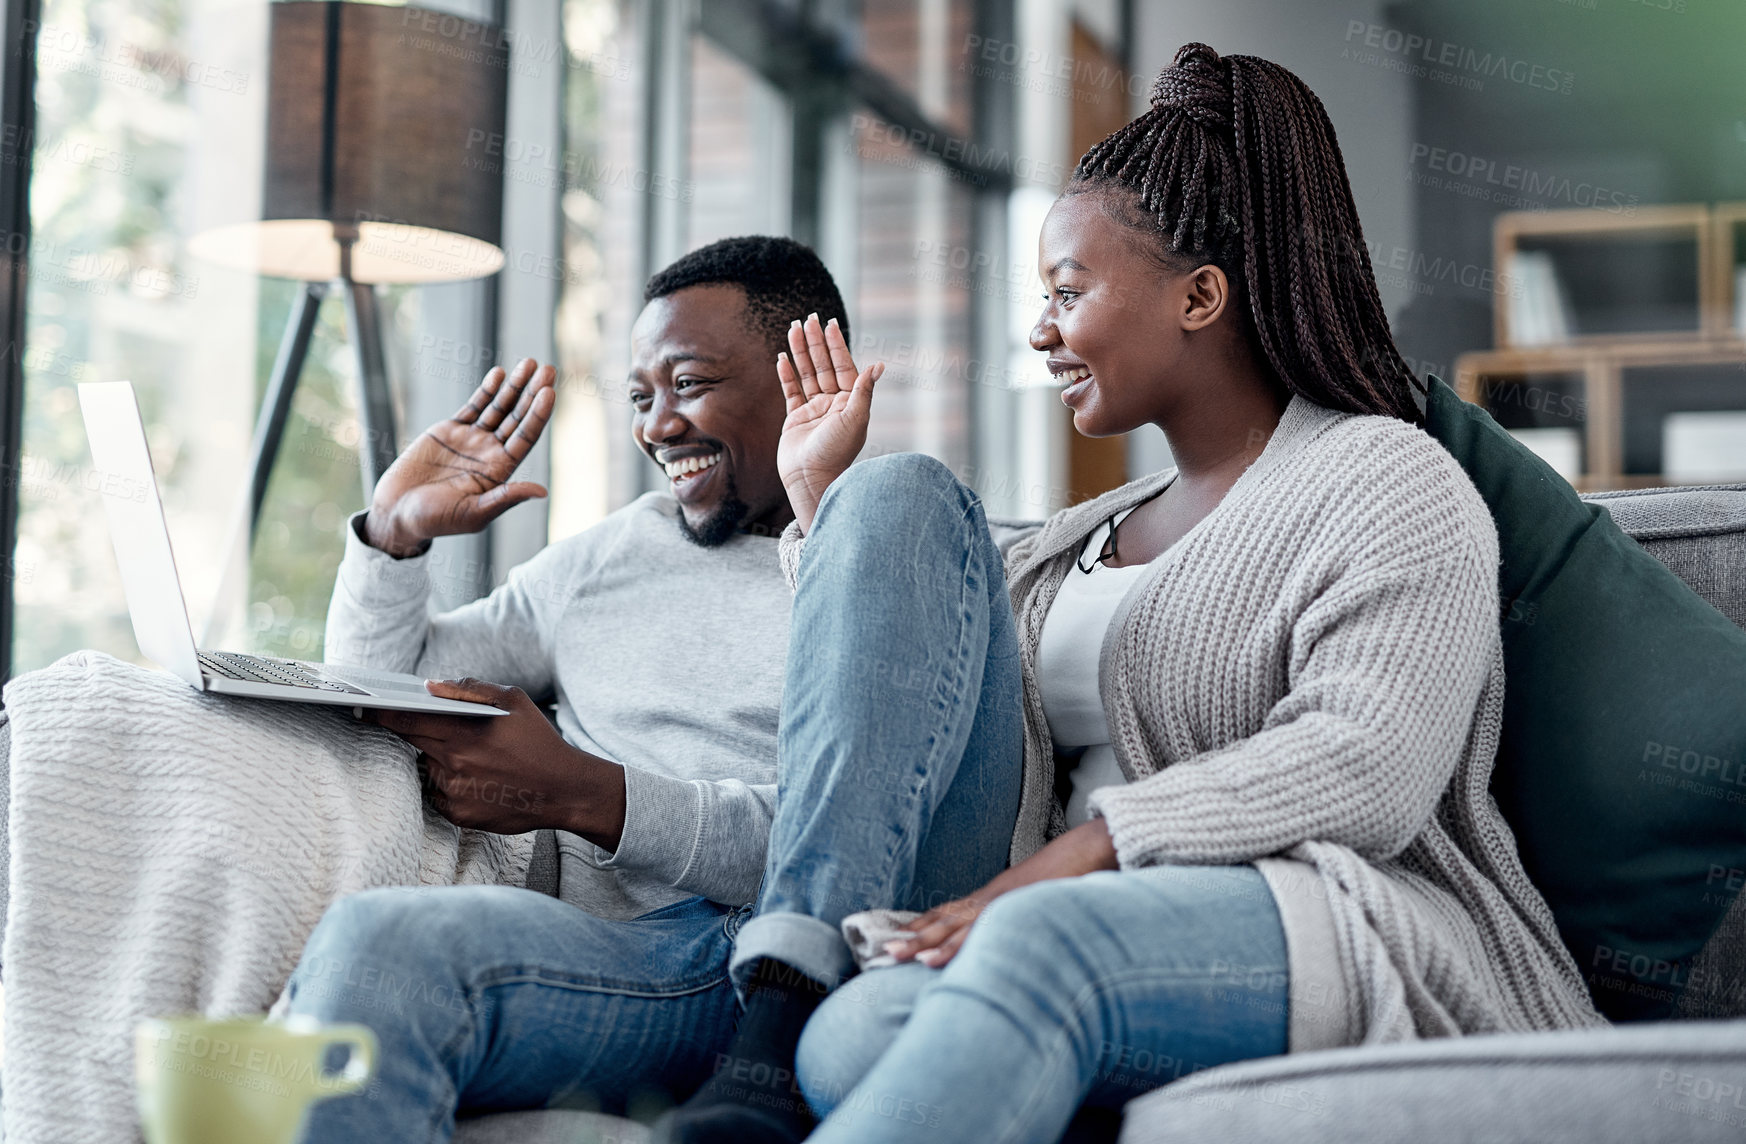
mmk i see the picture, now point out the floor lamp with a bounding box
[190,1,508,532]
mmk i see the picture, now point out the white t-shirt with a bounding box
[1033,498,1357,1052]
[1035,509,1151,826]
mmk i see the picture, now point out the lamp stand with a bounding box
[243,235,398,534]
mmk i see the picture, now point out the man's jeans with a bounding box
[286,453,1025,1141]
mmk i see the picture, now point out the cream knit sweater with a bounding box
[785,395,1605,1046]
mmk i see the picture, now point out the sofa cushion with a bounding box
[1678,885,1746,1020]
[1424,377,1746,1022]
[524,828,562,897]
[1118,1019,1746,1144]
[455,1109,650,1143]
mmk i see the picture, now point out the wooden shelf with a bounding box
[1713,203,1746,340]
[1457,339,1746,379]
[1494,203,1718,349]
[1459,203,1746,494]
[1455,342,1746,492]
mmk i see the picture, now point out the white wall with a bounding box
[1125,0,1416,478]
[1128,0,1414,316]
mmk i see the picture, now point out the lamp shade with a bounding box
[190,1,508,284]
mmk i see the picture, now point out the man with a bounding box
[286,236,1023,1143]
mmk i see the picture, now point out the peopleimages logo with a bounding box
[1342,21,1575,95]
[1407,144,1639,215]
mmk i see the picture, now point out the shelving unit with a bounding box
[1456,203,1746,492]
[1712,203,1746,337]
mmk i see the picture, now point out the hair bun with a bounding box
[1150,43,1233,130]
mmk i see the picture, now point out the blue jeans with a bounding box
[797,865,1290,1144]
[286,453,1025,1141]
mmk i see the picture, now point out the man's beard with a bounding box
[676,468,751,548]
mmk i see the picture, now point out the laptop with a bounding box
[77,380,504,717]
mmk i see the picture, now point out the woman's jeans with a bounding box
[285,453,1026,1141]
[799,865,1290,1144]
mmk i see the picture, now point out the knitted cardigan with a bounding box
[784,396,1606,1045]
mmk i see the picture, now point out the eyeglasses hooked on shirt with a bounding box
[1076,504,1144,574]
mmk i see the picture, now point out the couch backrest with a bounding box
[1585,485,1746,632]
[1583,484,1746,1020]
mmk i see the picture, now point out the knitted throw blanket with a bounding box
[1,651,533,1144]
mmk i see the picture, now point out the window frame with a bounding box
[0,0,40,687]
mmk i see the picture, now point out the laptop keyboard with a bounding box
[198,651,365,694]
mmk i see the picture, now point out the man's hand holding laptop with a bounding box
[372,677,627,847]
[358,357,629,848]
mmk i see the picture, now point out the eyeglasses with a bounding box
[1076,511,1121,574]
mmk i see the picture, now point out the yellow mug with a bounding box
[135,1015,377,1144]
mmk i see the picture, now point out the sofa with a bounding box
[449,481,1746,1144]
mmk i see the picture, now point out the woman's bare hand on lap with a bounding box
[887,818,1120,967]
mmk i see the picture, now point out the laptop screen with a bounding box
[76,381,205,688]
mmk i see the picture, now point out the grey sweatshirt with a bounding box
[324,493,792,919]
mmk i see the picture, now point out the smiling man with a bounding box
[633,246,804,548]
[284,234,1028,1144]
[282,237,860,1135]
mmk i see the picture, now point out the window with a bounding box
[687,35,791,247]
[13,0,291,673]
[546,0,1035,535]
[848,118,977,469]
[3,0,1076,678]
[546,0,621,541]
[9,0,533,675]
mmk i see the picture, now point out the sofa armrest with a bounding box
[1120,1020,1746,1144]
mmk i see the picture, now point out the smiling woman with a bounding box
[744,42,1610,1144]
[1066,42,1423,423]
[1014,38,1435,566]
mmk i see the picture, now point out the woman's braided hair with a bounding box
[1073,43,1424,423]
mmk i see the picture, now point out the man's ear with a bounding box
[1180,264,1232,331]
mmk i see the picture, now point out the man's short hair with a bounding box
[643,235,850,353]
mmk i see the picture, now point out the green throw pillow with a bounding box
[1424,375,1746,1022]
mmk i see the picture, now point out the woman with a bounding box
[769,43,1604,1144]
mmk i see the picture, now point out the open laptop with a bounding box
[77,380,503,717]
